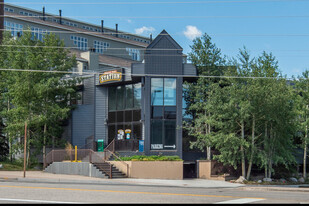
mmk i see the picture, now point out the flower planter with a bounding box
[109,160,183,180]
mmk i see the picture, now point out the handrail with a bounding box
[44,141,129,178]
[104,139,129,177]
[89,150,112,178]
[44,149,92,169]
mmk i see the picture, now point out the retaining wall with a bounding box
[109,161,183,180]
[44,162,107,179]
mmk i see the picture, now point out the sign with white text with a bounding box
[99,69,123,84]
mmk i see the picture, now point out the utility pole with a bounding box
[23,121,27,178]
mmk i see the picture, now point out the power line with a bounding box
[0,67,296,80]
[4,0,309,5]
[6,14,309,19]
[3,27,309,37]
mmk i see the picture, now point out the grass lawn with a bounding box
[0,161,41,171]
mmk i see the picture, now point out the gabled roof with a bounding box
[146,30,182,51]
[4,11,149,47]
[69,49,137,69]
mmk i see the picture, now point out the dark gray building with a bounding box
[74,30,197,159]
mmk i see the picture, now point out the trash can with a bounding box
[97,139,104,152]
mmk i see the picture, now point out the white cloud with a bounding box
[135,26,155,35]
[183,25,202,40]
[127,19,132,24]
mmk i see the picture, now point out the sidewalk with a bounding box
[0,171,309,192]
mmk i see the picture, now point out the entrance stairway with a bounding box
[92,162,126,178]
[44,139,128,179]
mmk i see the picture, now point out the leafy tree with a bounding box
[184,33,226,160]
[0,30,80,166]
[294,70,309,178]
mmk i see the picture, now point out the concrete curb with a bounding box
[241,186,309,192]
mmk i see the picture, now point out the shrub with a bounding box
[116,155,182,161]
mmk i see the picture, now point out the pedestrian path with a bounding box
[0,171,308,192]
[0,171,243,188]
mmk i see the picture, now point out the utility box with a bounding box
[97,139,104,152]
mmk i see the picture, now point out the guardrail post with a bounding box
[52,150,54,163]
[110,164,112,179]
[127,164,129,178]
[89,150,92,163]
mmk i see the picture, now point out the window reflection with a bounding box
[151,78,164,106]
[134,83,141,108]
[164,78,176,106]
[150,78,177,150]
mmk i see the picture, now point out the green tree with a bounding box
[0,30,80,165]
[184,33,226,160]
[294,70,309,178]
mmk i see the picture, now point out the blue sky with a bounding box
[6,0,309,78]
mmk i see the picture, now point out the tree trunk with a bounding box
[264,122,268,178]
[43,124,47,169]
[246,115,255,180]
[207,116,211,160]
[241,120,246,177]
[304,122,307,178]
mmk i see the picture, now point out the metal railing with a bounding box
[44,140,129,178]
[104,139,129,177]
[44,149,93,168]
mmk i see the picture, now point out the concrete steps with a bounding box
[92,162,126,178]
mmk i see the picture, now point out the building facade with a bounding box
[0,3,197,161]
[77,30,196,159]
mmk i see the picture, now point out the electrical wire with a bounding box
[6,14,309,19]
[4,0,309,5]
[0,67,296,80]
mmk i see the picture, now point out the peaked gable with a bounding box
[146,30,183,52]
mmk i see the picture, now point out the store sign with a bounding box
[151,144,163,150]
[99,69,123,84]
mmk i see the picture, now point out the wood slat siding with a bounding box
[72,104,95,147]
[183,64,197,76]
[83,76,95,105]
[95,85,108,144]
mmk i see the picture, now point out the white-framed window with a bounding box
[4,7,14,12]
[126,48,141,61]
[31,27,49,41]
[70,35,88,50]
[4,21,23,37]
[93,40,110,54]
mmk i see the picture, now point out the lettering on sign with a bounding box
[151,144,163,150]
[99,70,122,84]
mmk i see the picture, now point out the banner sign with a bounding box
[99,69,123,84]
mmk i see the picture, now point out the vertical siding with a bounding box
[71,75,96,148]
[72,105,94,148]
[83,76,95,105]
[94,85,108,145]
[145,35,183,76]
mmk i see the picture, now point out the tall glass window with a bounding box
[150,78,177,150]
[164,78,177,106]
[107,83,142,143]
[133,83,142,109]
[151,78,164,106]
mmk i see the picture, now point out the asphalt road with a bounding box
[0,181,308,204]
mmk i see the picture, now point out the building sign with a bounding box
[139,140,144,152]
[125,129,131,139]
[117,129,124,140]
[151,144,163,150]
[99,69,123,84]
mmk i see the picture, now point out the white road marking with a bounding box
[216,198,264,204]
[0,198,85,204]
